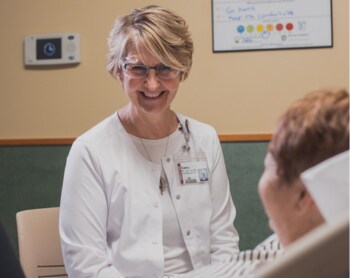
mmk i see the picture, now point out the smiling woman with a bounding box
[116,43,181,117]
[59,5,240,278]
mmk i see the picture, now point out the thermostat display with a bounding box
[24,33,80,65]
[37,38,62,60]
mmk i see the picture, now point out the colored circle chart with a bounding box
[236,22,294,34]
[276,23,283,31]
[286,23,294,31]
[237,25,245,33]
[246,25,254,33]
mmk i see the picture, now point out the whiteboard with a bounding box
[212,0,333,52]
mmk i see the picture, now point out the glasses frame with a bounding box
[119,58,181,80]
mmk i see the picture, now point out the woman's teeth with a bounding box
[143,91,164,98]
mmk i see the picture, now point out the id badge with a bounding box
[174,152,210,185]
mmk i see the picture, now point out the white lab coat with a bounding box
[59,112,239,278]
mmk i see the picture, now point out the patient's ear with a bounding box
[295,179,316,212]
[296,179,326,228]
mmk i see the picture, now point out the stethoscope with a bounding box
[178,119,191,152]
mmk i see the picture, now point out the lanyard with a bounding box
[179,119,190,152]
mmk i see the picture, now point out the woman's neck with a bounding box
[118,105,178,139]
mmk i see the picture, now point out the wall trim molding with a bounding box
[219,134,271,142]
[0,134,272,146]
[0,138,75,146]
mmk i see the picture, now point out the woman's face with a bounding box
[118,46,181,115]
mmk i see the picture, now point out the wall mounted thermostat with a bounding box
[24,33,80,66]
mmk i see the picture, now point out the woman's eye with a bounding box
[130,65,147,72]
[157,65,171,72]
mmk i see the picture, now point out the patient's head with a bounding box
[258,89,349,246]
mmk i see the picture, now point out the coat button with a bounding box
[176,194,181,200]
[186,230,191,236]
[153,202,159,208]
[166,157,171,162]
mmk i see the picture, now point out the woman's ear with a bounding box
[118,71,123,81]
[112,67,122,81]
[116,70,126,90]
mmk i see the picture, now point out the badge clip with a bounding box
[179,119,190,152]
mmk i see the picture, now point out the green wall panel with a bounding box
[0,146,70,256]
[222,142,272,250]
[0,142,272,257]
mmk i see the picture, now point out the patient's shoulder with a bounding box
[254,233,283,252]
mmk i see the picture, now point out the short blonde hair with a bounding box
[107,5,193,80]
[269,89,349,183]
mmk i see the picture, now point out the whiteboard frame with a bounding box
[212,0,333,53]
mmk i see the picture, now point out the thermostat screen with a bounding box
[36,38,62,60]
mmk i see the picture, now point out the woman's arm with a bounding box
[59,140,124,278]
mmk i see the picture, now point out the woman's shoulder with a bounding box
[73,111,124,148]
[177,113,217,136]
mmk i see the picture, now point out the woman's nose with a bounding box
[144,69,160,90]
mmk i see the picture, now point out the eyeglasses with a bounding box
[120,59,181,80]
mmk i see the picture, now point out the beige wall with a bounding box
[0,0,348,139]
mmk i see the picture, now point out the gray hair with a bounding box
[107,5,193,80]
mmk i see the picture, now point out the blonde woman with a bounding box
[60,5,239,278]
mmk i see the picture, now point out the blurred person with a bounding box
[0,223,25,278]
[258,89,349,247]
[188,89,349,278]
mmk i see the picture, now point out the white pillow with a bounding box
[301,150,349,223]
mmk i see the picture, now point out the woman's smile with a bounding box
[140,90,167,99]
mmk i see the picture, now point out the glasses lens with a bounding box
[124,64,148,79]
[155,65,179,80]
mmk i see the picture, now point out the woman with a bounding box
[60,5,239,278]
